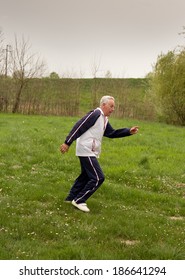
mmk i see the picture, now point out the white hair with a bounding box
[100,96,115,106]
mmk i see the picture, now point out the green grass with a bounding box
[0,113,185,260]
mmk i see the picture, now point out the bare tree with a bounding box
[179,26,185,38]
[0,29,4,75]
[10,35,46,113]
[90,55,102,107]
[90,55,102,78]
[105,70,112,78]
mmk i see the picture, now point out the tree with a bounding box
[90,55,102,107]
[150,48,185,125]
[10,35,46,113]
[105,70,112,78]
[49,72,60,79]
[179,26,185,39]
[0,29,4,75]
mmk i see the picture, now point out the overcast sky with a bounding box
[1,0,185,78]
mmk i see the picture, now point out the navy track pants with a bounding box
[67,156,105,204]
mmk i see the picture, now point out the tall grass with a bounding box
[0,114,184,260]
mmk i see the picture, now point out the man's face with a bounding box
[101,99,115,117]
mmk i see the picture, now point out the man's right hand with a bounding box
[60,143,69,154]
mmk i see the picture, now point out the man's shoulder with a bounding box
[84,108,101,119]
[93,107,102,115]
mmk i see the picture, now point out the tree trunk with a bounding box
[12,83,24,113]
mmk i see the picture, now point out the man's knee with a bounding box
[98,174,105,185]
[90,174,104,187]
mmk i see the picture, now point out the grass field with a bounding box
[0,113,185,260]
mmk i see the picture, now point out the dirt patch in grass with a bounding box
[169,216,184,221]
[120,239,140,246]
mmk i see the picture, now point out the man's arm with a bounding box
[104,122,139,138]
[60,109,101,154]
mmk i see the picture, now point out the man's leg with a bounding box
[65,157,89,201]
[74,156,105,204]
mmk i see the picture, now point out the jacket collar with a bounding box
[97,107,104,115]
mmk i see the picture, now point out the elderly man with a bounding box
[60,96,139,212]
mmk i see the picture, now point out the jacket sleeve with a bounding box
[64,109,101,146]
[104,121,131,138]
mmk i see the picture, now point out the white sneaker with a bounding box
[72,200,90,212]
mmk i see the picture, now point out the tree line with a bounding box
[0,77,155,120]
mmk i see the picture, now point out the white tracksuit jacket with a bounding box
[64,107,131,158]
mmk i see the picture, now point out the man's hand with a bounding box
[130,126,139,134]
[60,143,69,154]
